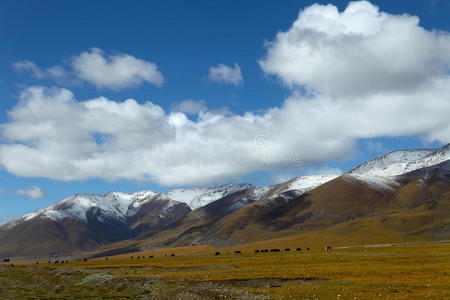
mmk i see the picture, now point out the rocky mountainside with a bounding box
[0,192,191,257]
[1,144,449,257]
[112,158,450,254]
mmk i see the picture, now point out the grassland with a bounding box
[1,243,449,299]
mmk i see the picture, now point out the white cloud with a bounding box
[208,63,243,86]
[14,61,44,78]
[14,61,67,79]
[171,99,207,115]
[14,48,163,91]
[15,186,46,199]
[2,2,450,187]
[259,1,450,97]
[0,187,3,193]
[72,48,164,90]
[0,82,449,186]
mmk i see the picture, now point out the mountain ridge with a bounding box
[1,143,449,257]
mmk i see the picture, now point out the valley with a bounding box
[1,144,450,299]
[1,243,449,299]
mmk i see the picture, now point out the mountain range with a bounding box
[1,144,449,257]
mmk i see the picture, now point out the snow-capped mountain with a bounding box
[348,149,434,177]
[6,190,163,227]
[346,144,450,190]
[349,144,450,177]
[282,174,340,193]
[5,184,253,228]
[0,191,192,257]
[404,144,450,174]
[165,183,253,209]
[1,143,449,257]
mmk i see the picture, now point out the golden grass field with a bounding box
[1,243,449,299]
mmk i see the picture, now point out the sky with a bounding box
[1,0,449,220]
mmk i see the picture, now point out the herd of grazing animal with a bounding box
[251,247,321,253]
[0,246,333,266]
[231,246,334,254]
[130,255,154,259]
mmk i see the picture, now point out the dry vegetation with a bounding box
[1,243,449,299]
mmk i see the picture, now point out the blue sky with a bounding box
[0,0,449,219]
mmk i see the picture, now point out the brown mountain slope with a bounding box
[90,161,450,256]
[2,158,449,258]
[222,190,450,252]
[0,197,190,257]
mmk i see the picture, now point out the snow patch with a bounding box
[250,186,272,200]
[345,174,399,191]
[283,174,339,193]
[165,183,253,209]
[348,147,450,177]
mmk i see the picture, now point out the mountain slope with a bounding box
[1,144,449,257]
[349,144,450,177]
[165,184,253,209]
[92,158,450,255]
[0,192,191,257]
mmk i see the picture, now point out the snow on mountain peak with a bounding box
[9,191,162,226]
[403,144,450,173]
[284,174,340,193]
[165,183,253,210]
[46,193,132,222]
[349,144,450,178]
[6,184,255,227]
[349,149,434,177]
[346,144,450,190]
[7,144,448,229]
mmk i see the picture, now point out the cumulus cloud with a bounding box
[259,1,450,97]
[14,48,163,90]
[72,48,164,90]
[2,2,450,187]
[171,99,207,115]
[208,63,243,86]
[15,186,46,199]
[14,60,66,79]
[0,82,449,186]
